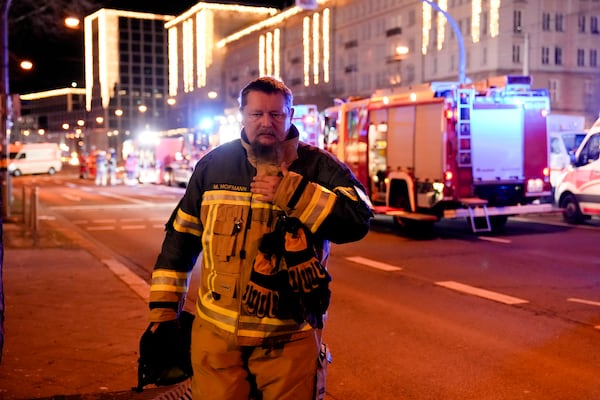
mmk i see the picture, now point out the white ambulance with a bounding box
[554,117,600,223]
[546,114,587,188]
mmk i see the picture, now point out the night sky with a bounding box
[10,0,292,94]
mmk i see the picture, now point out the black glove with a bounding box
[242,252,285,319]
[132,313,194,392]
[282,222,331,329]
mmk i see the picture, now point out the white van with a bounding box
[546,114,587,187]
[7,143,63,176]
[554,118,600,223]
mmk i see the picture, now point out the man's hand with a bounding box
[251,162,288,203]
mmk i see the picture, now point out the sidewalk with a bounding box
[0,212,177,399]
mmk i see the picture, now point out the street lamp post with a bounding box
[421,0,466,84]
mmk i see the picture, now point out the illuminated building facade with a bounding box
[164,2,277,135]
[170,0,600,127]
[84,9,173,153]
[15,89,87,153]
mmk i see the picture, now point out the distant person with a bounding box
[107,149,118,185]
[137,77,373,399]
[124,153,138,185]
[78,152,89,179]
[94,151,108,186]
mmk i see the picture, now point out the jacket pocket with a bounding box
[210,205,246,272]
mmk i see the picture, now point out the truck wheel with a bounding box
[48,167,56,175]
[561,194,584,224]
[489,216,508,232]
[394,217,434,235]
[12,169,21,177]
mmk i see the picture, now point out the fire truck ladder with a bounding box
[462,198,491,233]
[456,88,491,233]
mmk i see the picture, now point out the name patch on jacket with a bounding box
[212,183,248,192]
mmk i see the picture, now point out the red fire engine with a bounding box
[322,75,553,233]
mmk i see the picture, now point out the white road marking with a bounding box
[477,236,512,244]
[567,298,600,307]
[345,256,402,272]
[121,225,147,230]
[122,218,143,223]
[102,259,149,301]
[92,219,116,224]
[153,224,166,229]
[86,226,115,231]
[436,280,529,305]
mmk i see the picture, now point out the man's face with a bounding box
[241,91,294,147]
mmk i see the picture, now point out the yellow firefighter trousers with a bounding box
[190,317,319,399]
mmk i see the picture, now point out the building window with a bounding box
[512,45,521,63]
[578,14,586,33]
[513,10,522,33]
[465,16,471,37]
[542,13,551,31]
[591,49,598,67]
[541,47,550,65]
[548,79,559,103]
[481,11,488,37]
[555,47,562,65]
[408,9,416,27]
[555,14,564,32]
[592,16,599,34]
[577,48,585,66]
[585,79,593,95]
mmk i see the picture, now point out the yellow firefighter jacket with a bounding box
[149,125,373,346]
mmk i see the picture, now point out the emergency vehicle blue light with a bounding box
[199,117,214,131]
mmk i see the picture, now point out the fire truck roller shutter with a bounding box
[413,102,446,209]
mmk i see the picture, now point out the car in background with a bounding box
[164,158,197,187]
[554,118,600,223]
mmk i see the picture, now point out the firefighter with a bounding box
[138,77,373,399]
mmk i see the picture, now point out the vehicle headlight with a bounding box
[432,182,445,193]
